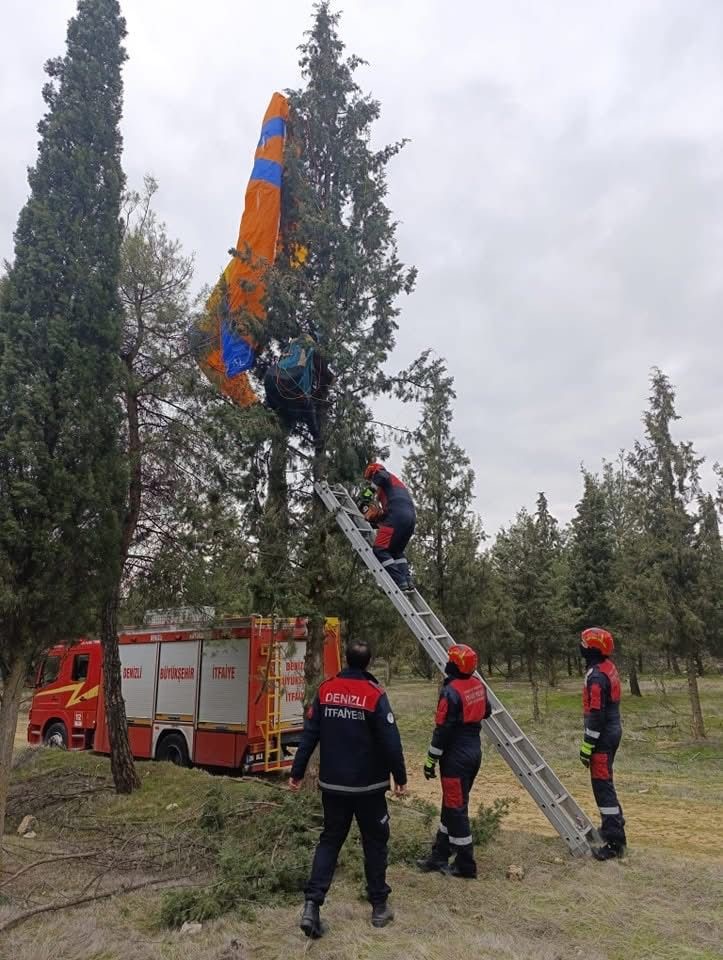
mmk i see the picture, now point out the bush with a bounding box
[160,787,323,928]
[471,797,515,846]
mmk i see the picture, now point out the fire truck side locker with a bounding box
[117,641,158,757]
[152,640,201,761]
[194,636,251,767]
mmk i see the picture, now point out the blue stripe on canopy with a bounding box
[258,116,286,146]
[249,157,282,188]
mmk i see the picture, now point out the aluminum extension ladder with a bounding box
[315,480,596,857]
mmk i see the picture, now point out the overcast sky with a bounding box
[2,0,722,534]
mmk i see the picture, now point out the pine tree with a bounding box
[0,0,127,839]
[404,355,483,672]
[254,1,416,694]
[493,509,543,719]
[695,494,723,660]
[569,470,614,630]
[628,369,706,737]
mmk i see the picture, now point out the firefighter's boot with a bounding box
[371,902,394,928]
[443,861,478,879]
[592,842,625,861]
[300,900,325,939]
[416,853,448,873]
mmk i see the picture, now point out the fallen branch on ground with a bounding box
[0,874,195,934]
[0,850,100,890]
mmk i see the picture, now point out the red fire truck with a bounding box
[27,614,341,773]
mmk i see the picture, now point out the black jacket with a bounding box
[291,668,407,795]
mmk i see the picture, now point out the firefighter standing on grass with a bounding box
[417,643,490,879]
[579,627,628,860]
[289,640,407,939]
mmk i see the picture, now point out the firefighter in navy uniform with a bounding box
[417,644,490,879]
[289,640,407,938]
[362,462,416,590]
[579,627,627,860]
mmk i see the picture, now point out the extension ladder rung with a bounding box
[314,479,595,857]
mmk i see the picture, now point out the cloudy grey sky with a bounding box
[2,0,722,533]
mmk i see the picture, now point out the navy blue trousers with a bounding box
[305,791,391,906]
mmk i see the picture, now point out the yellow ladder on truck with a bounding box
[262,635,284,772]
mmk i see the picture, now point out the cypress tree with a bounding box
[0,0,129,831]
[257,1,416,695]
[628,370,706,736]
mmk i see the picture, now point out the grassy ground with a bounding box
[2,672,722,960]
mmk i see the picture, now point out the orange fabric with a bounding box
[195,92,289,407]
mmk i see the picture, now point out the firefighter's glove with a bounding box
[423,755,437,780]
[579,741,594,768]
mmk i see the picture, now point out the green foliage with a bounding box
[470,796,515,846]
[404,354,485,668]
[233,2,418,683]
[569,470,614,631]
[198,784,231,832]
[0,0,127,666]
[160,786,324,927]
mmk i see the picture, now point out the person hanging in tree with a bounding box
[579,627,627,860]
[362,462,416,590]
[264,331,334,441]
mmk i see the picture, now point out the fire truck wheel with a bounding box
[155,732,190,767]
[44,722,67,749]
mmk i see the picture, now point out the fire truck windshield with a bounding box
[38,655,61,687]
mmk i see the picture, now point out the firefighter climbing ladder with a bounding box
[314,480,597,857]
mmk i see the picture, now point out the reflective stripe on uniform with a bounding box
[585,728,601,739]
[428,745,443,757]
[318,779,390,793]
[381,559,396,567]
[449,835,473,846]
[437,822,448,834]
[598,805,620,815]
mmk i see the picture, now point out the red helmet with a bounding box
[581,627,614,657]
[364,462,385,481]
[447,643,478,675]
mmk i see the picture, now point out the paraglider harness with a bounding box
[264,333,334,441]
[273,335,317,400]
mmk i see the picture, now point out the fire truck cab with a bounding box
[28,615,341,773]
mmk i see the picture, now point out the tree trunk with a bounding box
[255,431,289,611]
[506,652,513,678]
[566,650,572,677]
[527,652,541,722]
[101,589,141,793]
[695,649,705,676]
[97,381,143,795]
[628,656,642,697]
[685,656,706,739]
[486,656,493,676]
[546,656,557,688]
[0,655,27,866]
[637,651,644,674]
[671,653,681,675]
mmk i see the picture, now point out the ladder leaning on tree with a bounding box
[314,479,597,857]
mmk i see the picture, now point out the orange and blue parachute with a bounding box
[192,93,289,407]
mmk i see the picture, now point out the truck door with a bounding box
[30,653,65,744]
